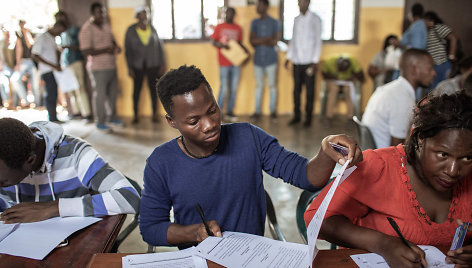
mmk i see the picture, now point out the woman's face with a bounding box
[425,19,434,28]
[418,129,472,192]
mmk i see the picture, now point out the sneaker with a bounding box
[96,124,112,132]
[303,120,312,128]
[109,119,124,127]
[270,112,277,119]
[83,115,94,124]
[288,117,300,126]
[132,116,139,124]
[250,113,261,120]
[225,113,238,122]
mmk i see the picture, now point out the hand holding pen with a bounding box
[195,203,221,242]
[386,217,427,268]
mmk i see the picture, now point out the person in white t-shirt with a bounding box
[32,22,66,122]
[285,0,322,127]
[362,48,436,149]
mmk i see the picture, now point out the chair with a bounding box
[296,189,337,249]
[265,190,286,241]
[111,176,141,252]
[352,115,377,150]
[319,80,362,119]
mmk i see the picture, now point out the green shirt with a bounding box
[322,54,362,80]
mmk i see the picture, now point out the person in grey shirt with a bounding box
[431,56,472,97]
[125,6,166,124]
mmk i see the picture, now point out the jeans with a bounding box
[217,65,240,114]
[10,58,37,103]
[254,63,277,114]
[41,72,58,121]
[431,60,452,90]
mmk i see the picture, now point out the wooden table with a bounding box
[87,248,369,268]
[0,214,126,268]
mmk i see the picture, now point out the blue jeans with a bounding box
[254,63,277,114]
[431,60,452,90]
[217,65,240,114]
[11,58,37,103]
[41,72,58,121]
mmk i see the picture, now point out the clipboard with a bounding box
[220,40,249,66]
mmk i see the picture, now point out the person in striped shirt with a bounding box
[0,118,140,223]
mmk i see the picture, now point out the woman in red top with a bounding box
[305,92,472,268]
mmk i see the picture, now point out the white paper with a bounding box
[53,67,79,93]
[306,160,356,267]
[0,217,101,260]
[351,245,454,268]
[0,223,19,242]
[196,231,310,268]
[122,247,208,268]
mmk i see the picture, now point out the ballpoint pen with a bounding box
[387,217,424,268]
[196,203,214,236]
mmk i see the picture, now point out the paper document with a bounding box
[0,217,101,260]
[196,231,310,268]
[0,223,19,242]
[123,247,208,268]
[306,160,356,267]
[53,67,79,93]
[220,40,248,66]
[351,245,454,268]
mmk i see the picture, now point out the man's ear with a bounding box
[165,114,177,129]
[23,153,37,173]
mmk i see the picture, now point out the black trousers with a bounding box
[292,64,315,120]
[41,72,58,121]
[133,66,161,117]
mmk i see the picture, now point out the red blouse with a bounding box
[304,144,472,247]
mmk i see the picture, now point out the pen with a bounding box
[196,203,214,236]
[387,217,424,268]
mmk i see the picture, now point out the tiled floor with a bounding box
[0,107,357,253]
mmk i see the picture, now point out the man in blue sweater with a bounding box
[139,65,363,247]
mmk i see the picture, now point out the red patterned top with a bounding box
[305,144,472,247]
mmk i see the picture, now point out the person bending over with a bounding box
[139,65,363,248]
[0,118,140,223]
[305,92,472,268]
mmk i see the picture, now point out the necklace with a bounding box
[180,136,217,159]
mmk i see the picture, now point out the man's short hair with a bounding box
[91,2,103,14]
[258,0,269,6]
[399,48,430,72]
[54,21,67,29]
[54,10,67,18]
[0,118,35,169]
[157,65,212,116]
[411,3,423,17]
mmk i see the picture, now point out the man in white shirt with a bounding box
[362,48,436,149]
[32,22,66,122]
[285,0,321,127]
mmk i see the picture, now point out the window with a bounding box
[152,0,225,41]
[0,0,58,34]
[281,0,360,43]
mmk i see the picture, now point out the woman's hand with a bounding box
[445,219,472,267]
[377,236,427,268]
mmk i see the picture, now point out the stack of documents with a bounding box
[0,217,101,260]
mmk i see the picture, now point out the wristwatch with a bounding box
[448,54,456,61]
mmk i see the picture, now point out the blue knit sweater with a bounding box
[139,123,318,246]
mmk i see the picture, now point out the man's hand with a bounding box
[445,219,472,267]
[54,65,62,72]
[284,59,290,70]
[320,134,363,168]
[195,220,222,243]
[0,201,60,223]
[377,236,427,268]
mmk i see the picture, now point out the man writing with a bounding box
[139,65,363,247]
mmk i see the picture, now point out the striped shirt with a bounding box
[79,19,116,70]
[426,24,452,65]
[0,123,140,217]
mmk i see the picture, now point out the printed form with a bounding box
[123,247,208,268]
[196,161,356,268]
